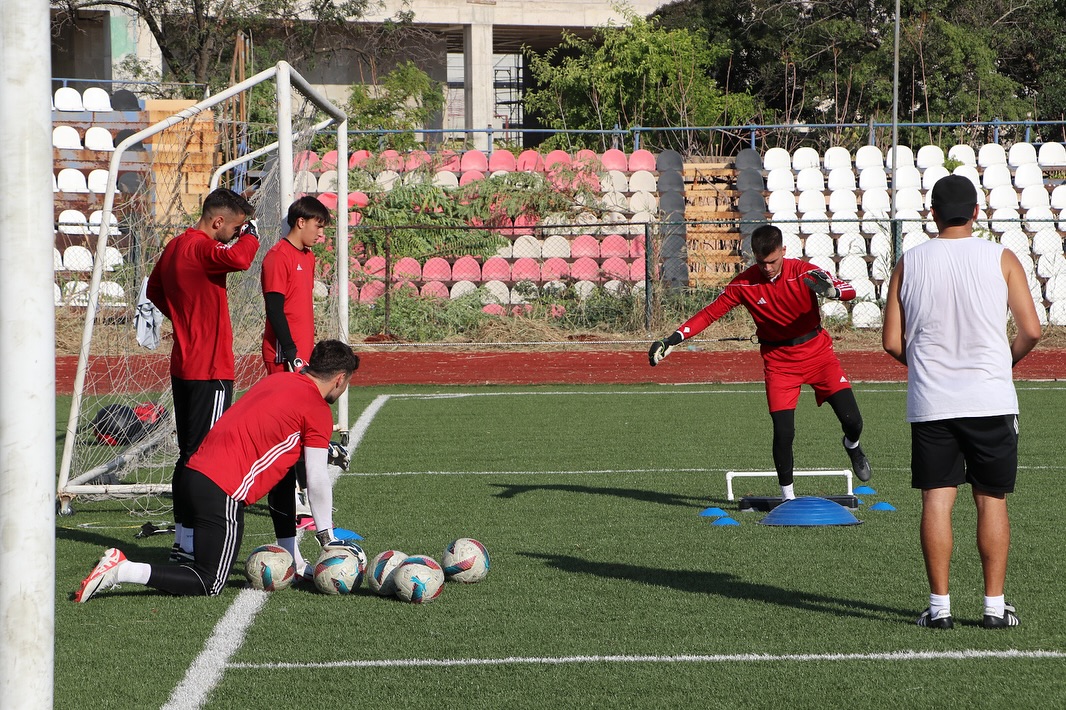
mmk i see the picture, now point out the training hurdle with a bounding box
[725,469,854,502]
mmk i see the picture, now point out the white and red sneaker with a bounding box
[72,548,127,603]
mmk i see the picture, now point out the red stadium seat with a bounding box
[482,303,506,316]
[545,150,571,169]
[362,256,386,281]
[348,191,369,208]
[359,280,384,303]
[320,150,339,170]
[629,259,646,281]
[628,149,656,172]
[437,150,460,172]
[571,234,600,258]
[481,256,511,281]
[393,280,418,296]
[405,150,431,171]
[630,234,646,257]
[348,212,362,226]
[420,281,449,299]
[517,150,545,172]
[317,193,339,211]
[294,150,319,171]
[459,170,485,185]
[601,256,629,280]
[349,150,372,169]
[394,257,421,281]
[541,257,570,281]
[488,150,517,172]
[600,149,628,171]
[512,213,538,235]
[573,149,600,169]
[460,150,489,172]
[379,150,403,171]
[600,234,629,258]
[451,255,481,281]
[570,256,601,282]
[511,257,540,282]
[422,257,451,281]
[348,282,359,300]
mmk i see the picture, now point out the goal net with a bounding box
[56,62,350,516]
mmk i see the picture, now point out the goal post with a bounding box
[56,60,350,513]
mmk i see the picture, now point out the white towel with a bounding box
[135,276,162,349]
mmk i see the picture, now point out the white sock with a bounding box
[844,437,859,449]
[174,523,184,547]
[117,561,152,585]
[181,528,195,553]
[781,483,796,500]
[984,594,1005,616]
[930,593,950,616]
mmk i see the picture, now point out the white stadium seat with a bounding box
[831,213,861,239]
[1050,185,1066,210]
[62,245,93,271]
[823,146,851,171]
[1008,142,1038,167]
[1020,185,1050,210]
[828,190,858,214]
[827,168,856,191]
[763,147,791,171]
[792,146,821,170]
[1026,207,1056,233]
[922,165,950,190]
[1032,228,1062,256]
[987,185,1019,210]
[81,87,113,112]
[84,126,115,151]
[767,190,797,214]
[796,167,825,192]
[978,143,1007,167]
[981,164,1012,190]
[947,144,977,166]
[56,168,88,193]
[855,145,884,170]
[837,254,869,280]
[53,86,83,112]
[916,145,945,169]
[797,190,827,214]
[851,301,883,329]
[886,145,914,169]
[803,232,835,257]
[87,169,109,194]
[999,229,1031,258]
[1013,163,1044,190]
[893,165,922,189]
[861,189,890,214]
[1038,142,1066,168]
[52,125,81,150]
[858,168,888,190]
[57,209,89,235]
[766,168,795,192]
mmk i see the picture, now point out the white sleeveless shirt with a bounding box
[900,236,1017,422]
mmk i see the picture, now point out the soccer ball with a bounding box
[325,540,368,576]
[391,555,445,604]
[245,544,296,591]
[367,549,408,596]
[313,546,365,595]
[443,538,490,584]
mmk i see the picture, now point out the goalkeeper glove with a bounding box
[285,357,306,373]
[327,440,350,470]
[802,269,839,298]
[314,528,338,547]
[239,219,259,240]
[648,331,684,366]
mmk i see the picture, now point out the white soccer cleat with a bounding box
[72,548,126,603]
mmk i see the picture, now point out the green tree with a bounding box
[524,10,756,155]
[346,61,445,151]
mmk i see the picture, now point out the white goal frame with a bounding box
[56,61,351,509]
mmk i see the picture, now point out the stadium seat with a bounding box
[393,257,421,282]
[895,187,924,212]
[860,188,890,214]
[541,257,569,281]
[860,210,888,236]
[773,211,800,234]
[797,190,827,214]
[1049,301,1066,326]
[978,143,1007,167]
[999,229,1030,258]
[57,168,89,193]
[836,231,866,256]
[1013,163,1044,190]
[62,245,93,271]
[539,234,569,258]
[80,86,113,112]
[850,276,876,301]
[517,150,546,172]
[510,284,536,305]
[459,170,484,186]
[451,255,481,281]
[294,150,319,172]
[316,193,338,211]
[823,146,852,171]
[886,145,914,169]
[433,170,459,188]
[800,210,830,235]
[479,279,508,305]
[1008,142,1038,167]
[573,148,600,169]
[763,147,791,171]
[52,125,82,150]
[851,301,882,329]
[1032,227,1062,255]
[514,257,547,283]
[294,170,317,193]
[317,170,338,192]
[422,257,451,281]
[921,165,950,190]
[897,208,924,234]
[348,149,372,169]
[460,150,489,172]
[543,149,571,170]
[630,234,646,258]
[871,255,892,281]
[61,281,90,307]
[318,150,339,171]
[990,207,1021,233]
[1050,185,1066,210]
[600,257,628,281]
[53,86,83,112]
[859,167,888,190]
[571,234,599,258]
[57,209,90,236]
[480,256,511,282]
[827,168,856,191]
[629,170,657,193]
[820,300,847,320]
[735,148,762,171]
[600,170,628,193]
[630,191,657,213]
[948,144,977,166]
[570,257,600,282]
[420,281,449,299]
[830,210,860,236]
[981,164,1012,190]
[599,148,627,172]
[110,88,140,110]
[837,253,869,280]
[376,150,402,171]
[791,146,821,170]
[1038,142,1066,168]
[513,234,542,259]
[796,167,825,192]
[404,150,431,171]
[375,170,399,190]
[90,211,122,238]
[629,260,646,281]
[487,150,517,172]
[915,145,945,169]
[893,166,922,190]
[84,126,115,151]
[803,232,834,257]
[1020,185,1051,210]
[53,247,64,271]
[854,145,884,170]
[952,165,982,191]
[1038,252,1066,279]
[1045,274,1066,302]
[629,210,654,236]
[600,233,630,258]
[628,150,656,171]
[767,190,797,214]
[809,255,836,276]
[783,232,803,257]
[869,233,892,260]
[901,231,930,252]
[766,168,795,192]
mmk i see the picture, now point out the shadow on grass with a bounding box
[491,482,731,508]
[519,551,912,622]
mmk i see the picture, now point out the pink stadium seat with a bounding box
[348,212,362,227]
[422,257,451,281]
[488,150,517,172]
[294,150,319,171]
[437,150,460,172]
[349,150,372,168]
[600,149,628,171]
[359,280,385,303]
[570,256,601,282]
[459,170,485,185]
[348,282,359,300]
[405,150,431,171]
[630,234,646,258]
[571,234,600,258]
[600,234,629,258]
[629,259,646,281]
[451,255,481,281]
[460,150,489,172]
[379,150,403,171]
[481,256,511,281]
[317,193,339,211]
[512,213,538,235]
[573,149,600,169]
[319,150,339,170]
[362,256,386,281]
[517,150,545,172]
[348,191,370,208]
[394,257,421,281]
[420,281,449,299]
[601,256,629,280]
[541,257,570,281]
[545,150,571,169]
[482,303,506,316]
[572,170,600,191]
[511,257,540,282]
[628,149,656,172]
[393,280,418,296]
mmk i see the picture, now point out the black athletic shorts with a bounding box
[911,414,1019,493]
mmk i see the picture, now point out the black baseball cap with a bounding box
[930,174,978,225]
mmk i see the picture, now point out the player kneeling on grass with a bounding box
[648,224,871,500]
[72,340,361,602]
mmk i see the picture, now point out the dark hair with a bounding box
[202,188,254,220]
[306,339,360,379]
[287,196,332,228]
[750,224,784,258]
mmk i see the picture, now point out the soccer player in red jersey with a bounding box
[72,340,360,601]
[146,188,258,562]
[648,224,872,499]
[262,196,331,374]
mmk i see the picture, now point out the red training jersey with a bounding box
[187,372,333,505]
[146,227,259,380]
[261,239,316,366]
[677,258,855,350]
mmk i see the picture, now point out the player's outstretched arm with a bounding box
[305,446,337,545]
[1003,249,1041,365]
[882,259,907,365]
[648,330,684,366]
[802,269,843,299]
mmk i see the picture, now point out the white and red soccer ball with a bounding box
[245,544,296,591]
[443,538,490,584]
[313,544,366,595]
[391,555,445,604]
[368,549,408,596]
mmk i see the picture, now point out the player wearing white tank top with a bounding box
[883,175,1041,631]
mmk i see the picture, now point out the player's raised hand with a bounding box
[239,219,259,240]
[327,440,350,470]
[648,331,683,366]
[802,269,839,298]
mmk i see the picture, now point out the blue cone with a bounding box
[759,496,862,527]
[334,527,364,540]
[700,507,728,518]
[855,498,864,506]
[854,485,877,495]
[869,502,896,511]
[711,516,740,526]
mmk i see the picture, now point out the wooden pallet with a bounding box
[682,158,744,285]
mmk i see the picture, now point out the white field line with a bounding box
[227,648,1066,671]
[164,396,390,710]
[384,385,1066,400]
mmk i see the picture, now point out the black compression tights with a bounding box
[769,389,864,486]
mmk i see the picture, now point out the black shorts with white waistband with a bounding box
[911,414,1019,493]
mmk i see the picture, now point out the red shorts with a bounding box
[262,359,287,376]
[762,332,851,412]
